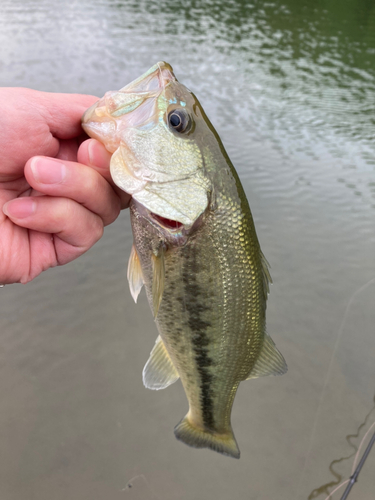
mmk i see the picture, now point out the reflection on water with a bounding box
[0,0,374,499]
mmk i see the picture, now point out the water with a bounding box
[0,0,374,498]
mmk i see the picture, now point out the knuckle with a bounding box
[55,198,73,224]
[89,214,104,243]
[104,196,121,226]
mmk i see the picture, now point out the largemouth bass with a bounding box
[82,62,287,459]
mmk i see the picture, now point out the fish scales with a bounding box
[82,61,287,459]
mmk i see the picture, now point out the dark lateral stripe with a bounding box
[182,244,215,429]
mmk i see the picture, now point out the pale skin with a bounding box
[0,88,131,284]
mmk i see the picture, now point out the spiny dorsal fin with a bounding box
[152,250,165,317]
[143,335,179,390]
[127,244,144,303]
[245,333,287,380]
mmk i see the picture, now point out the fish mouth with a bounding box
[131,199,199,248]
[150,212,184,230]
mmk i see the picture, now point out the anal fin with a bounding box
[245,333,287,380]
[143,335,179,390]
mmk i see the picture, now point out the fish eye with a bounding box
[167,109,191,133]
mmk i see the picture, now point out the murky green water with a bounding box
[0,1,374,499]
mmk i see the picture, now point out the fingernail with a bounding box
[31,157,66,184]
[3,199,36,218]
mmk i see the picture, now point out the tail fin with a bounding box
[174,415,240,459]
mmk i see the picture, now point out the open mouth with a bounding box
[151,213,183,229]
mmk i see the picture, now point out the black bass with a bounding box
[82,62,287,459]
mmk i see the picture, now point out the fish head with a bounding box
[82,62,212,234]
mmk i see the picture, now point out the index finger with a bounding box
[34,91,99,139]
[77,139,131,209]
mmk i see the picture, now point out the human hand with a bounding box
[0,88,130,285]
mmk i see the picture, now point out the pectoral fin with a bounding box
[143,335,179,390]
[127,244,144,303]
[245,333,287,380]
[152,250,165,317]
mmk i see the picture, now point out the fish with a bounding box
[82,62,287,459]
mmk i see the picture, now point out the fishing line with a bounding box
[122,474,161,499]
[294,276,375,500]
[308,397,375,498]
[323,479,350,500]
[323,422,375,500]
[340,430,375,499]
[350,420,375,475]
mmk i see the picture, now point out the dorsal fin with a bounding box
[245,333,287,380]
[127,244,144,302]
[143,335,179,390]
[260,250,272,299]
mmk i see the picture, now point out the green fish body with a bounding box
[82,62,287,459]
